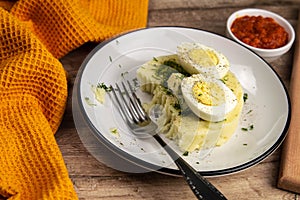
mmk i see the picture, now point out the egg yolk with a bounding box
[188,49,219,67]
[192,81,225,106]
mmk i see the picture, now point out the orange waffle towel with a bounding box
[0,0,148,199]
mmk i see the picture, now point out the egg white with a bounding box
[181,74,237,122]
[177,42,230,79]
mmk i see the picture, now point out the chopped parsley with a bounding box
[110,127,119,137]
[110,128,118,134]
[97,82,111,92]
[223,75,229,81]
[249,124,254,130]
[163,60,190,76]
[84,97,96,106]
[220,75,229,84]
[121,71,128,78]
[183,151,189,156]
[246,109,253,114]
[132,77,139,88]
[243,93,248,102]
[173,103,181,110]
[241,124,254,131]
[155,65,179,88]
[165,89,173,96]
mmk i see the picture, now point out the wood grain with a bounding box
[278,11,300,194]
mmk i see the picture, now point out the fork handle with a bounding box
[153,134,227,200]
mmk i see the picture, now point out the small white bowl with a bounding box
[226,8,295,62]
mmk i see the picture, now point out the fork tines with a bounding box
[110,80,148,125]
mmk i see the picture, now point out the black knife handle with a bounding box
[153,134,227,200]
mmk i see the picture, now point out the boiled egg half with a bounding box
[177,42,230,79]
[181,74,237,122]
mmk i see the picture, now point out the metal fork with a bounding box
[110,80,227,200]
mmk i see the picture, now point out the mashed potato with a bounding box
[136,46,243,152]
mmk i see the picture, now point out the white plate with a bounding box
[73,27,290,176]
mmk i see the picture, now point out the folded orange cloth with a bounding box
[0,0,148,199]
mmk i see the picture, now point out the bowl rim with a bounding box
[226,8,295,54]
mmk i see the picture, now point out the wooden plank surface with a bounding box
[278,11,300,193]
[55,0,300,199]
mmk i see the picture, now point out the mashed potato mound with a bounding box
[137,55,243,152]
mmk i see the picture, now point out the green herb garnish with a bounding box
[246,109,253,114]
[163,60,190,76]
[249,124,254,130]
[121,71,128,78]
[84,97,96,106]
[97,82,111,92]
[132,78,139,88]
[173,103,181,110]
[241,124,254,131]
[243,93,248,102]
[110,128,119,137]
[155,64,179,87]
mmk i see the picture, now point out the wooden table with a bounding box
[57,1,300,199]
